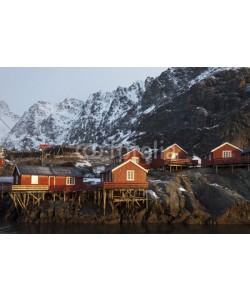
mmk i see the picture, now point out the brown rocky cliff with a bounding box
[146,169,250,224]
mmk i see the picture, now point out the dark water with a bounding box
[1,222,250,234]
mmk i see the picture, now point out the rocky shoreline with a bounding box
[1,169,250,225]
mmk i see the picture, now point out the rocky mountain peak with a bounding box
[0,100,20,144]
[2,68,250,153]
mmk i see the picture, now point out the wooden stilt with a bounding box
[98,190,101,206]
[103,189,106,215]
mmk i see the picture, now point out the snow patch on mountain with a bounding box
[2,67,244,150]
[0,101,20,143]
[3,98,83,149]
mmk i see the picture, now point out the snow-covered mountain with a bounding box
[3,67,250,154]
[0,101,20,144]
[4,98,83,149]
[66,80,146,145]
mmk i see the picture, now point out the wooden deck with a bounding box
[2,185,85,192]
[202,156,250,167]
[3,185,49,191]
[100,182,148,190]
[153,159,198,168]
[213,156,250,165]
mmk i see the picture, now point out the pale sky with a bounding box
[0,68,167,115]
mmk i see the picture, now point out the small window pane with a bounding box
[66,177,75,185]
[127,170,135,181]
[31,175,38,184]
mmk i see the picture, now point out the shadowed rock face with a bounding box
[136,68,250,155]
[145,169,250,225]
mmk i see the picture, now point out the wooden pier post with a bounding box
[103,189,106,215]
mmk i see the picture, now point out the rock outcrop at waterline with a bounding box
[146,169,250,225]
[1,169,250,225]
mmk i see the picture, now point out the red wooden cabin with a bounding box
[0,159,5,166]
[152,144,193,168]
[39,144,52,150]
[201,142,243,167]
[12,165,84,191]
[100,159,148,189]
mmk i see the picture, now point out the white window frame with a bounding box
[66,177,75,185]
[127,170,135,181]
[131,157,139,164]
[222,151,232,158]
[31,175,38,185]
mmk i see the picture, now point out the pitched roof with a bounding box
[102,159,148,174]
[211,142,243,153]
[14,165,83,177]
[162,143,188,154]
[242,146,250,155]
[0,177,13,184]
[123,149,144,157]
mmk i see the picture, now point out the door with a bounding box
[49,176,55,189]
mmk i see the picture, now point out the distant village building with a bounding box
[39,144,53,150]
[0,146,6,159]
[0,177,13,190]
[12,165,84,191]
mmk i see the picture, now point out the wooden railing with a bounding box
[213,156,250,165]
[202,156,250,167]
[10,185,49,191]
[163,159,193,166]
[100,182,148,189]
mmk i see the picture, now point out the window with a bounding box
[127,170,135,181]
[31,175,38,184]
[222,151,232,158]
[131,157,139,164]
[209,154,212,160]
[66,177,75,185]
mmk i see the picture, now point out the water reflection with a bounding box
[1,222,250,234]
